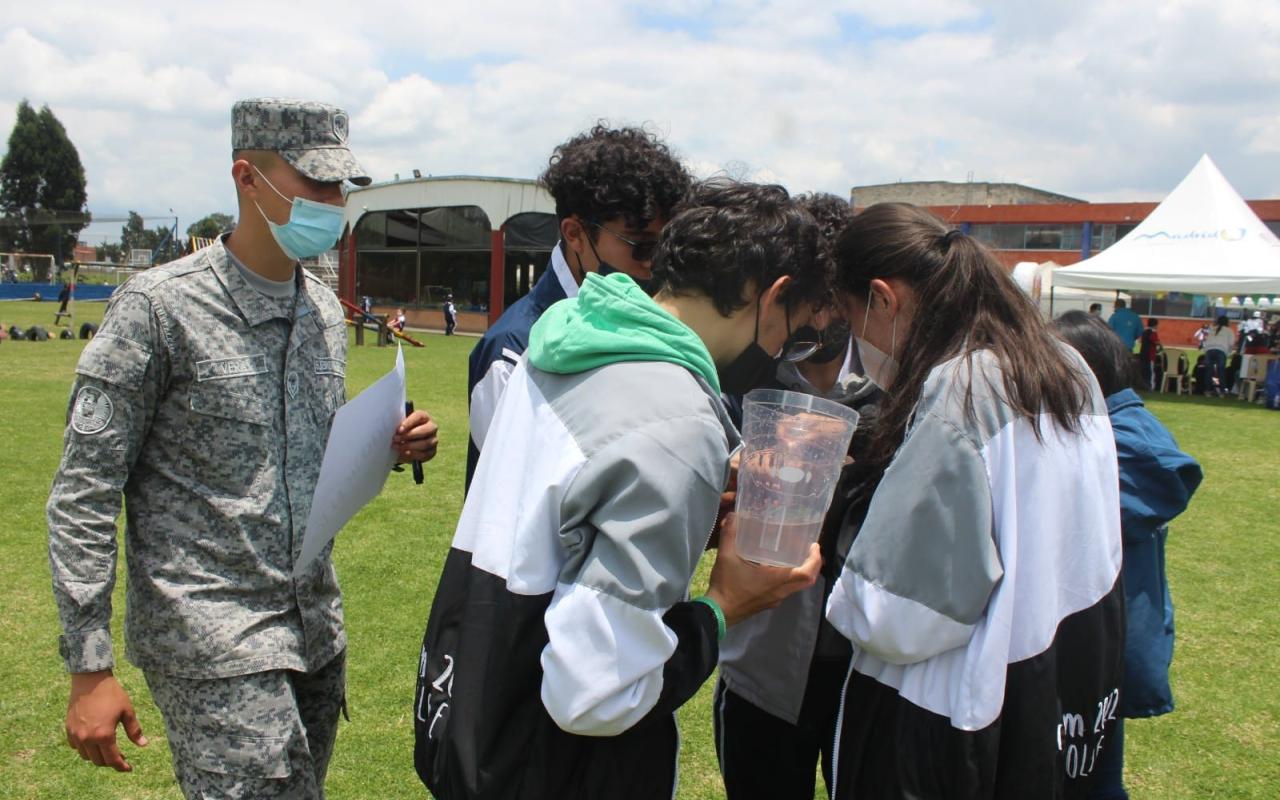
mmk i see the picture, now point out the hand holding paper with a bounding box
[295,346,406,575]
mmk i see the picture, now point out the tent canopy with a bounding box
[1053,155,1280,295]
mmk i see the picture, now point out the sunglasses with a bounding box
[589,221,660,262]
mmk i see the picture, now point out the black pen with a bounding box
[405,401,425,484]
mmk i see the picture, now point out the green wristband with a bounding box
[692,595,726,641]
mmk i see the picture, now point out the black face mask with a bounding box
[585,238,655,295]
[719,297,782,395]
[806,320,852,365]
[719,341,778,396]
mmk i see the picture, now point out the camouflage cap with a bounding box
[232,98,371,186]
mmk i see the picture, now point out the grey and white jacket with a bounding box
[826,347,1125,798]
[415,356,739,800]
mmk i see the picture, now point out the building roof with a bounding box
[343,175,555,231]
[921,199,1280,225]
[852,180,1085,208]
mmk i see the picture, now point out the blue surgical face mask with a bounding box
[253,166,345,260]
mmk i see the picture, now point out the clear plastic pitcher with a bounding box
[734,388,859,567]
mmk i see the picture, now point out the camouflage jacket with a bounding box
[47,236,348,678]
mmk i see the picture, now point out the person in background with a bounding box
[464,124,691,493]
[823,203,1124,799]
[1192,321,1210,347]
[1089,302,1103,316]
[48,98,439,799]
[1201,316,1234,396]
[1108,298,1142,351]
[1139,317,1161,390]
[54,278,73,323]
[443,293,457,335]
[1242,310,1269,355]
[384,307,406,343]
[415,181,829,799]
[714,191,877,800]
[1052,311,1202,800]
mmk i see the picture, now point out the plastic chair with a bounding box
[1160,352,1188,395]
[1238,356,1271,403]
[1189,353,1207,395]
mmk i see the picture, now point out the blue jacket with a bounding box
[1106,388,1202,717]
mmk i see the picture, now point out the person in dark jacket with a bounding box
[1053,311,1202,800]
[714,192,881,800]
[1139,317,1161,390]
[464,125,692,492]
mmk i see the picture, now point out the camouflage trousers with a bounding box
[144,651,346,800]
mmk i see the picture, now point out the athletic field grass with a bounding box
[1,298,1276,798]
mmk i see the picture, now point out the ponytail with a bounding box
[835,203,1090,465]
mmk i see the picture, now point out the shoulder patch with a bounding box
[71,386,115,435]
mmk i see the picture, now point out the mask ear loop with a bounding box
[584,223,606,266]
[251,165,294,229]
[252,165,292,204]
[753,291,764,345]
[568,217,602,284]
[565,217,590,284]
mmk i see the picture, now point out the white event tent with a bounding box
[1054,155,1280,295]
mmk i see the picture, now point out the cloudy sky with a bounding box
[2,0,1278,244]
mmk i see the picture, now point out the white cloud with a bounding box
[2,0,1279,241]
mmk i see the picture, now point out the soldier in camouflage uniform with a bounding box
[49,99,440,799]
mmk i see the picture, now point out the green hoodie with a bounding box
[527,272,720,394]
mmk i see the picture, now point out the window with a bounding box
[419,207,492,249]
[421,249,490,309]
[1024,225,1064,250]
[1128,292,1196,318]
[355,212,386,248]
[386,210,419,248]
[357,251,417,303]
[970,224,1025,249]
[970,223,1083,250]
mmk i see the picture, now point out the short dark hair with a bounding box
[1115,299,1127,309]
[539,124,691,232]
[651,179,832,317]
[1053,310,1136,396]
[795,192,853,249]
[1089,302,1103,313]
[1148,317,1158,327]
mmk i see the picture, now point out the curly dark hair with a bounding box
[539,124,692,232]
[650,179,833,317]
[795,192,853,248]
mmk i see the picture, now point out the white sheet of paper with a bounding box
[295,345,406,576]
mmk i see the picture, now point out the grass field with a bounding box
[1,298,1277,799]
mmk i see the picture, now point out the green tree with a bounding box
[187,212,235,240]
[0,100,90,275]
[120,211,152,255]
[120,211,183,265]
[95,242,124,264]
